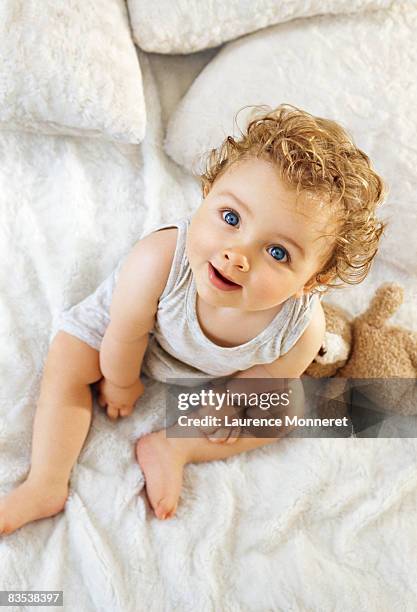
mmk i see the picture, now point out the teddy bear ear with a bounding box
[361,282,404,327]
[314,331,350,365]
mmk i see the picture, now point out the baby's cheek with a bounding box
[188,227,215,259]
[252,280,280,305]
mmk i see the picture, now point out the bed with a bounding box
[1,1,416,610]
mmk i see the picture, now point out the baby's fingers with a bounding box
[208,426,241,444]
[107,403,120,421]
[119,405,134,418]
[223,427,241,444]
[106,404,134,419]
[97,395,118,419]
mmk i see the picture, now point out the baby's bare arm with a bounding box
[98,228,177,415]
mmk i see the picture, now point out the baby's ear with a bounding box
[297,271,333,297]
[295,276,319,297]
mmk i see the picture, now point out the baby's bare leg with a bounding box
[0,332,102,535]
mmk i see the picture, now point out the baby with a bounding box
[0,104,386,534]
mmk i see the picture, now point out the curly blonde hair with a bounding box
[199,104,387,293]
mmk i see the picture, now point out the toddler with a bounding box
[0,104,386,534]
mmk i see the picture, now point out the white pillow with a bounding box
[0,0,146,144]
[127,0,393,54]
[164,2,417,272]
[165,2,416,174]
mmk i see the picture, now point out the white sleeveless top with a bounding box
[56,216,319,383]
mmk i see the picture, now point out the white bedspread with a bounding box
[1,17,417,612]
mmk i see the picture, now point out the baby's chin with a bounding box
[197,283,243,308]
[196,283,283,314]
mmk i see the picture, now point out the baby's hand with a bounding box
[205,424,241,444]
[96,377,145,420]
[193,382,242,444]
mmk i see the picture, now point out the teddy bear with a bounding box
[304,283,417,422]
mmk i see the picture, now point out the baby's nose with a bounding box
[222,249,250,272]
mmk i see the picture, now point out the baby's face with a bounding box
[186,157,335,312]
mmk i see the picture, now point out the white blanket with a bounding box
[1,26,417,612]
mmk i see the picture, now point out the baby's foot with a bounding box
[0,478,68,536]
[136,431,185,520]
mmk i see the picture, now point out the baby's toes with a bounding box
[136,432,184,520]
[156,498,178,520]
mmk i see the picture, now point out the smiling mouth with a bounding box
[208,262,242,290]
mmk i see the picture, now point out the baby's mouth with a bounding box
[208,262,241,289]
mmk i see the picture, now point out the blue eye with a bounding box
[268,245,289,263]
[222,210,240,226]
